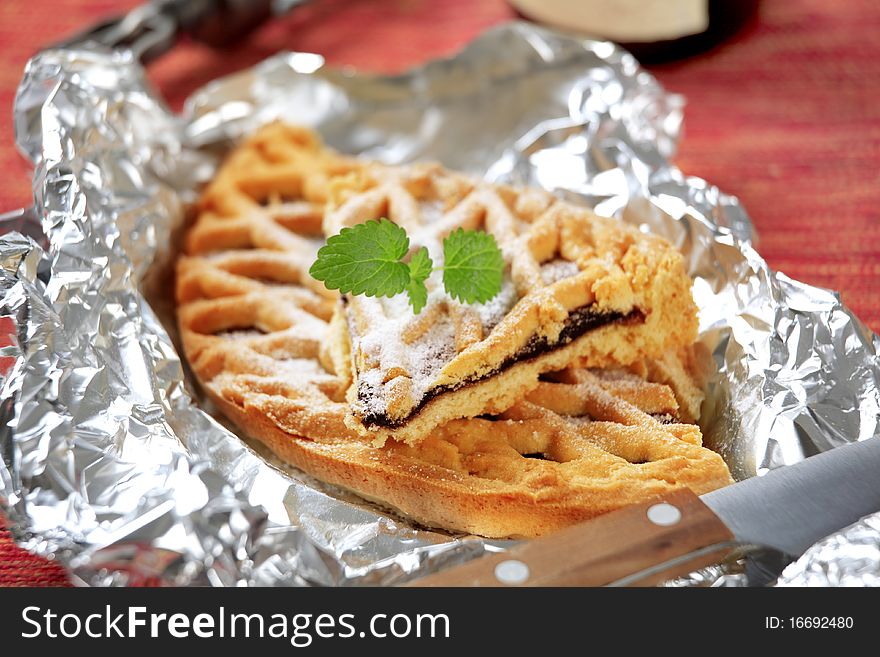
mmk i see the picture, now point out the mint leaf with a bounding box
[406,278,428,314]
[309,220,505,314]
[442,228,504,304]
[309,219,410,297]
[407,246,433,282]
[405,247,432,313]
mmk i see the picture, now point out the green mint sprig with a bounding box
[309,218,504,314]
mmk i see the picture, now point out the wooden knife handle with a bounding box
[410,488,735,587]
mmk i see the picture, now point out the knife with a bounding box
[411,436,880,586]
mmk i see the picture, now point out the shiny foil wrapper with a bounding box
[2,23,878,586]
[777,514,880,587]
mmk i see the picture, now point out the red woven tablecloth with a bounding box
[1,0,878,586]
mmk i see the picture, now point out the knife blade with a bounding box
[411,437,880,587]
[701,436,880,557]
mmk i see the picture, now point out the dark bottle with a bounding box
[510,0,759,63]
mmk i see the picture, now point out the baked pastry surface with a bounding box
[326,164,699,445]
[175,123,731,538]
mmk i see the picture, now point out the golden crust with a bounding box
[201,357,731,538]
[176,122,731,539]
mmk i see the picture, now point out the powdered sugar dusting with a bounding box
[353,289,459,418]
[349,258,517,417]
[540,258,579,285]
[473,278,517,332]
[419,199,446,225]
[278,357,332,378]
[348,196,522,419]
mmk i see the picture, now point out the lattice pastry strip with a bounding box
[325,163,700,445]
[185,122,359,258]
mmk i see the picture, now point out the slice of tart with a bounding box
[325,163,700,445]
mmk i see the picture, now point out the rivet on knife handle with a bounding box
[410,489,735,587]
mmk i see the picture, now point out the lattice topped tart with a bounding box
[321,163,699,445]
[175,122,730,538]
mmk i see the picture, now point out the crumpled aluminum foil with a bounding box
[1,22,878,586]
[777,513,880,587]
